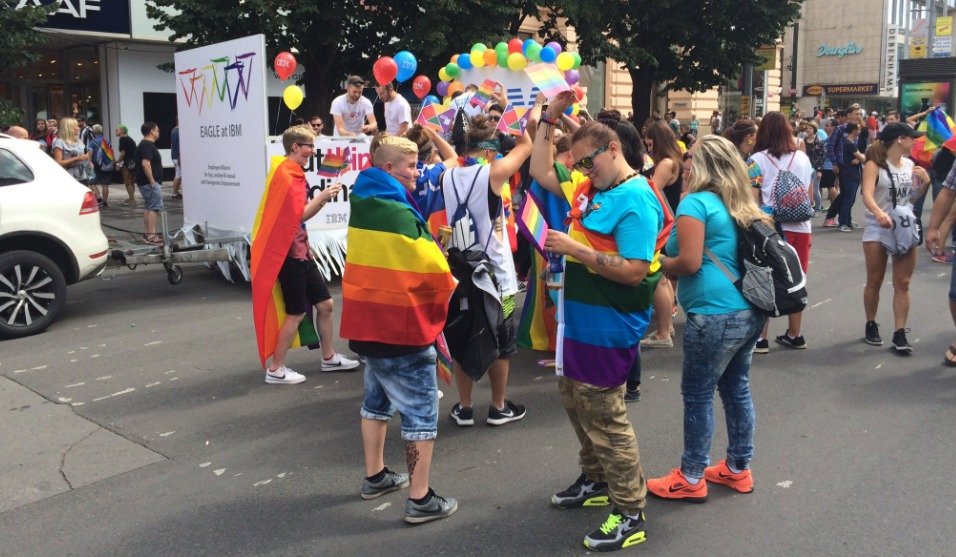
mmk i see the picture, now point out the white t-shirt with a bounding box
[751,149,814,234]
[869,158,916,217]
[330,94,374,135]
[383,94,412,135]
[441,164,518,296]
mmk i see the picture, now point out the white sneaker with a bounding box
[265,365,306,385]
[321,353,360,371]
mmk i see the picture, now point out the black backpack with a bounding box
[705,219,807,318]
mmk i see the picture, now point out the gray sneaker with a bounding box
[361,468,410,500]
[404,490,458,524]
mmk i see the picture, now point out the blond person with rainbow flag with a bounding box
[341,136,459,524]
[251,126,359,385]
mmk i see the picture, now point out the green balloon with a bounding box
[496,50,509,67]
[472,43,487,53]
[495,41,508,55]
[572,52,582,69]
[527,42,543,62]
[445,63,460,78]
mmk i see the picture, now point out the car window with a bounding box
[0,148,35,186]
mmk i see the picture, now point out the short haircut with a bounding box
[76,115,86,123]
[555,135,573,155]
[372,135,418,168]
[845,122,859,134]
[116,124,128,135]
[282,125,315,155]
[488,103,504,113]
[347,75,365,87]
[308,115,322,122]
[141,122,158,136]
[91,124,103,134]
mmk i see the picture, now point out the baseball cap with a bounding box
[877,122,925,143]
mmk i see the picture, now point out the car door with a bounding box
[0,146,38,234]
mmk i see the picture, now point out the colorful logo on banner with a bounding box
[496,105,531,136]
[178,52,258,113]
[415,103,458,134]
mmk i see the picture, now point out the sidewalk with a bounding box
[98,181,184,242]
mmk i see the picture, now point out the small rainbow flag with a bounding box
[100,138,115,161]
[524,63,570,99]
[435,332,453,385]
[317,147,350,178]
[516,191,549,256]
[470,79,497,109]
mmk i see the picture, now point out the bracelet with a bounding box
[540,115,559,126]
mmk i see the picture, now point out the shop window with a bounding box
[0,149,35,187]
[143,93,177,149]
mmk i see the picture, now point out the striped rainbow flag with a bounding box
[914,108,956,166]
[250,156,320,368]
[100,137,115,161]
[340,167,457,348]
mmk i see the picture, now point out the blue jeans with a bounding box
[811,171,823,211]
[361,346,438,441]
[839,179,860,227]
[680,309,764,479]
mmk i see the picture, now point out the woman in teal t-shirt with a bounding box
[645,135,772,503]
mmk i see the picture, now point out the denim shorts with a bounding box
[950,255,956,301]
[361,346,438,441]
[137,183,164,211]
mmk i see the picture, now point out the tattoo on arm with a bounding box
[404,441,420,479]
[595,252,625,268]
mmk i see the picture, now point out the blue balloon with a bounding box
[457,52,473,70]
[522,38,537,56]
[394,50,417,83]
[540,46,557,63]
[423,95,440,106]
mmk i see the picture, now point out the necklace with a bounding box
[606,172,638,191]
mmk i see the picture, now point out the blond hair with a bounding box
[687,135,772,228]
[58,118,79,144]
[372,135,418,167]
[281,125,314,155]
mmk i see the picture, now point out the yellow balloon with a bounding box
[438,67,450,82]
[470,50,485,68]
[507,52,527,71]
[283,85,303,110]
[556,52,574,71]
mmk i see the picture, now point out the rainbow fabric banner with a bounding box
[340,167,457,348]
[436,332,453,385]
[517,190,549,255]
[317,147,350,178]
[416,103,458,134]
[470,79,498,109]
[250,156,320,368]
[100,138,115,161]
[524,63,571,99]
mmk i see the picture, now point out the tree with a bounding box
[560,0,803,124]
[146,0,553,120]
[0,1,57,70]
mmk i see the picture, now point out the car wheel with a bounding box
[0,250,68,339]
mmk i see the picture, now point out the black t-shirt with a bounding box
[118,136,136,169]
[841,137,862,183]
[134,139,162,186]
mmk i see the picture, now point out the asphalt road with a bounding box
[1,196,954,556]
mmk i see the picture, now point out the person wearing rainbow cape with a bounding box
[532,91,669,552]
[341,136,459,524]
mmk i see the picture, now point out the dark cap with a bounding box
[877,122,925,143]
[346,75,366,87]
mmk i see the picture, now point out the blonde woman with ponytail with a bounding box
[647,135,769,503]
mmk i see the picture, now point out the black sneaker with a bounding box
[403,489,458,524]
[892,328,913,354]
[551,473,610,509]
[864,321,883,346]
[753,339,770,354]
[624,388,641,403]
[486,400,526,426]
[583,509,647,551]
[450,403,474,427]
[775,333,807,349]
[361,467,410,500]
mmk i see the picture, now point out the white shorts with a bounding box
[173,159,181,180]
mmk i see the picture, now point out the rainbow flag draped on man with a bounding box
[250,156,320,368]
[340,167,457,348]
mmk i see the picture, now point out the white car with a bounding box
[0,134,109,338]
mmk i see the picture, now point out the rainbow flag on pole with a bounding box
[913,108,956,166]
[250,156,320,368]
[516,191,549,255]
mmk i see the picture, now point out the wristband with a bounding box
[540,115,559,126]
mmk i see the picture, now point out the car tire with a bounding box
[0,250,68,339]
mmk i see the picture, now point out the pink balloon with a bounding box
[546,41,563,54]
[273,52,296,80]
[565,69,580,85]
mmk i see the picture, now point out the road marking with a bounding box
[253,479,272,487]
[65,382,85,388]
[144,341,162,346]
[92,387,135,402]
[199,462,211,468]
[776,480,793,488]
[164,370,176,375]
[372,502,391,511]
[145,382,161,387]
[214,469,226,476]
[875,362,883,369]
[96,375,111,381]
[277,473,287,479]
[90,355,100,359]
[12,369,27,374]
[32,365,48,371]
[159,431,175,437]
[57,397,73,403]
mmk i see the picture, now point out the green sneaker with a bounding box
[583,509,647,552]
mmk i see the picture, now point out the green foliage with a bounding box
[0,1,57,69]
[0,98,25,128]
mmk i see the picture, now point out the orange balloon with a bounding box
[483,49,498,67]
[448,81,465,95]
[451,54,459,64]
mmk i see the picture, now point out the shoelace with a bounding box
[599,513,624,535]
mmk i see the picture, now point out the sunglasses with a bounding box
[573,143,609,171]
[489,114,501,121]
[294,142,315,149]
[310,122,322,127]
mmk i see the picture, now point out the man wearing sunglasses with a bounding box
[308,116,324,136]
[331,75,378,137]
[252,125,358,386]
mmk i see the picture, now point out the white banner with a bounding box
[883,24,900,96]
[457,67,541,107]
[175,34,269,233]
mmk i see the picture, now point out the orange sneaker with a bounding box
[704,460,754,493]
[646,468,707,503]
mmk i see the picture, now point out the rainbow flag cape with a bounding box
[524,63,571,98]
[250,157,320,368]
[416,103,457,134]
[341,167,457,347]
[556,174,673,387]
[496,105,531,136]
[517,190,549,255]
[317,147,350,178]
[100,138,115,161]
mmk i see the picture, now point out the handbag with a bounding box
[879,167,921,257]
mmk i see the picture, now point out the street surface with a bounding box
[1,192,954,556]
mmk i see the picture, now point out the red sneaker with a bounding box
[704,460,754,493]
[646,468,707,503]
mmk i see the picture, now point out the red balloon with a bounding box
[373,56,398,86]
[572,85,585,102]
[508,38,523,54]
[411,75,431,99]
[273,52,297,80]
